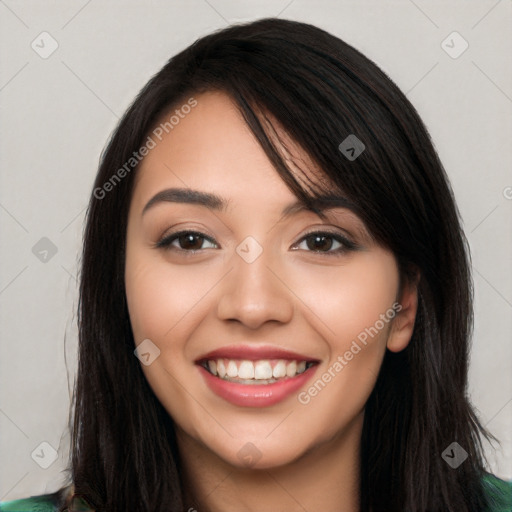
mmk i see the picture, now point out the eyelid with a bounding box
[157,223,217,242]
[292,228,357,252]
[154,226,358,256]
[154,229,219,251]
[297,227,354,242]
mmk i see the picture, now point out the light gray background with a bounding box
[1,0,511,501]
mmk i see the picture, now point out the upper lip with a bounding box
[195,344,320,363]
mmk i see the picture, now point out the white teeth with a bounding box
[238,360,255,379]
[227,360,238,378]
[254,360,273,379]
[286,361,297,377]
[208,360,217,375]
[217,359,226,378]
[204,358,314,382]
[272,360,287,378]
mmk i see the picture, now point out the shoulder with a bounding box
[0,493,59,511]
[2,476,509,511]
[482,472,512,512]
[0,484,93,512]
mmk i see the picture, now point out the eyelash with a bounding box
[154,229,357,256]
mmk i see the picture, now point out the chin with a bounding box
[204,431,313,471]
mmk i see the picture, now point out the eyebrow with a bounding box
[141,187,358,220]
[142,188,227,216]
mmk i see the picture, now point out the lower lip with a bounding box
[197,364,318,407]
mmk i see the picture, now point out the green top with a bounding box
[0,485,90,512]
[1,473,511,511]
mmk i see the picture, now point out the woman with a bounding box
[2,17,511,512]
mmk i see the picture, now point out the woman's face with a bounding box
[125,91,416,469]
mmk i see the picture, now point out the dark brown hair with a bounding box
[59,17,498,511]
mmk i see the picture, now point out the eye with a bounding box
[155,229,357,256]
[155,230,218,252]
[292,230,356,255]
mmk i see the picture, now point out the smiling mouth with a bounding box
[199,358,317,385]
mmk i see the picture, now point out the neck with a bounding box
[177,412,363,512]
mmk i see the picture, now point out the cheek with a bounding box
[124,248,215,429]
[291,250,399,429]
[124,248,222,350]
[288,250,399,346]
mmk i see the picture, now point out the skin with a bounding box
[125,91,418,512]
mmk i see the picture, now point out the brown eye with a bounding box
[156,231,217,252]
[177,233,205,250]
[305,234,335,252]
[293,231,356,255]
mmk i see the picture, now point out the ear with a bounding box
[387,270,420,353]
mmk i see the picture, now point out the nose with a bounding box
[216,248,294,330]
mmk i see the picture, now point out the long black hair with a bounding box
[59,17,499,511]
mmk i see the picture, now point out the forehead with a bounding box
[132,90,328,207]
[128,91,373,245]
